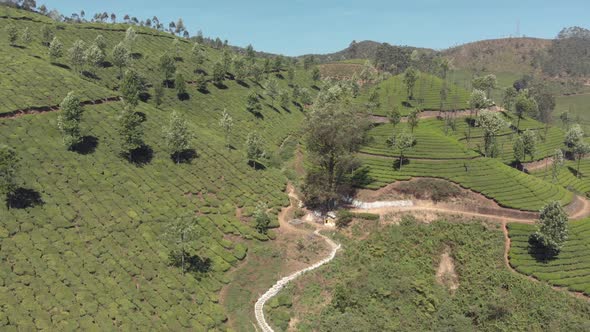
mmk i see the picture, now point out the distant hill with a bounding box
[299,40,383,63]
[442,37,551,74]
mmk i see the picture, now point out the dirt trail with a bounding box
[370,106,504,123]
[0,96,122,119]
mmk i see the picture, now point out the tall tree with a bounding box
[212,61,225,86]
[112,42,130,78]
[153,80,164,107]
[120,70,143,107]
[0,145,19,207]
[159,53,176,87]
[191,43,205,69]
[57,92,84,149]
[265,78,279,106]
[387,107,401,133]
[311,67,321,83]
[522,130,538,161]
[21,27,31,46]
[502,86,518,112]
[560,112,572,130]
[48,37,63,62]
[40,25,54,46]
[530,201,568,255]
[245,44,255,62]
[175,72,187,98]
[366,89,380,113]
[233,56,247,82]
[6,24,17,46]
[246,131,266,169]
[222,49,232,73]
[246,92,262,113]
[84,44,105,74]
[472,74,497,99]
[164,216,199,274]
[393,131,415,172]
[574,142,590,178]
[117,105,144,157]
[514,91,538,131]
[219,109,233,150]
[551,149,564,183]
[513,136,525,165]
[163,111,193,164]
[565,124,584,156]
[407,109,420,133]
[403,67,418,100]
[253,202,271,234]
[124,27,137,50]
[68,40,86,74]
[94,34,107,54]
[477,110,508,158]
[279,89,290,108]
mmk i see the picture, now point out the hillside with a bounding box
[442,37,551,74]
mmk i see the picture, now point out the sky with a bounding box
[45,0,590,56]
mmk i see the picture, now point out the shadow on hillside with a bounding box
[164,80,175,89]
[174,56,184,62]
[82,71,100,80]
[567,166,583,179]
[130,52,143,60]
[51,62,71,70]
[281,106,291,113]
[237,80,250,88]
[351,167,373,188]
[101,61,113,68]
[392,158,411,171]
[225,73,235,80]
[170,149,197,164]
[248,109,264,119]
[72,136,99,155]
[135,112,147,123]
[123,145,154,166]
[194,69,208,75]
[11,45,25,49]
[247,160,266,170]
[268,105,280,113]
[139,92,151,103]
[275,73,284,79]
[178,92,190,101]
[527,236,558,262]
[214,83,228,90]
[7,188,44,209]
[169,250,212,274]
[311,85,320,91]
[197,87,210,94]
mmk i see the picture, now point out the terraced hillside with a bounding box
[356,72,471,116]
[0,6,315,330]
[509,218,590,295]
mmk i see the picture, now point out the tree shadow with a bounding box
[464,117,476,127]
[177,92,190,101]
[527,235,558,262]
[401,101,412,108]
[101,61,113,68]
[351,167,373,188]
[567,166,583,178]
[392,158,411,171]
[237,80,250,88]
[275,73,284,79]
[194,69,208,75]
[130,52,143,60]
[247,160,266,170]
[214,83,228,90]
[281,106,291,113]
[311,85,320,91]
[11,45,25,49]
[170,149,197,164]
[82,71,100,80]
[225,73,235,80]
[123,145,154,166]
[169,250,212,273]
[197,87,210,94]
[248,109,264,119]
[136,112,147,123]
[268,105,280,113]
[72,136,99,155]
[164,80,175,89]
[51,62,71,70]
[174,56,184,62]
[7,188,44,209]
[139,92,151,103]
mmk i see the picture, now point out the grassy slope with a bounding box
[509,218,590,295]
[355,72,471,116]
[269,220,590,331]
[0,7,315,330]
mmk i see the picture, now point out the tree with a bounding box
[250,64,264,83]
[121,70,143,107]
[194,73,207,91]
[68,40,86,74]
[531,84,556,136]
[117,105,144,156]
[279,89,290,108]
[94,34,107,54]
[407,109,420,133]
[245,44,255,62]
[393,131,415,172]
[219,109,233,150]
[574,142,590,178]
[387,107,401,132]
[403,67,418,99]
[514,91,538,131]
[265,78,279,106]
[164,216,199,274]
[57,92,84,149]
[273,56,283,72]
[530,201,568,255]
[175,18,185,36]
[159,53,176,87]
[192,43,205,68]
[175,72,187,98]
[366,89,380,113]
[522,130,537,161]
[551,149,564,183]
[171,38,181,58]
[84,44,105,73]
[303,55,314,70]
[469,89,489,114]
[233,56,247,82]
[21,27,31,46]
[513,136,525,165]
[163,111,194,163]
[503,86,518,111]
[6,24,17,46]
[472,74,497,99]
[40,25,54,46]
[311,67,321,83]
[124,27,136,49]
[112,42,130,78]
[0,145,19,206]
[153,81,164,107]
[565,124,584,154]
[48,37,63,62]
[253,202,271,234]
[246,131,266,169]
[246,92,262,113]
[287,66,295,82]
[302,101,369,210]
[299,87,312,106]
[222,49,232,73]
[560,111,572,131]
[212,61,225,86]
[477,110,508,158]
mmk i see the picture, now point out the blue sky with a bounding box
[45,0,589,56]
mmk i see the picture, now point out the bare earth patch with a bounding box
[436,248,459,292]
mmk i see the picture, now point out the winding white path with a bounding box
[254,230,341,332]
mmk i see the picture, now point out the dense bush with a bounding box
[396,178,461,202]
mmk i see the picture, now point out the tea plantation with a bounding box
[0,6,315,330]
